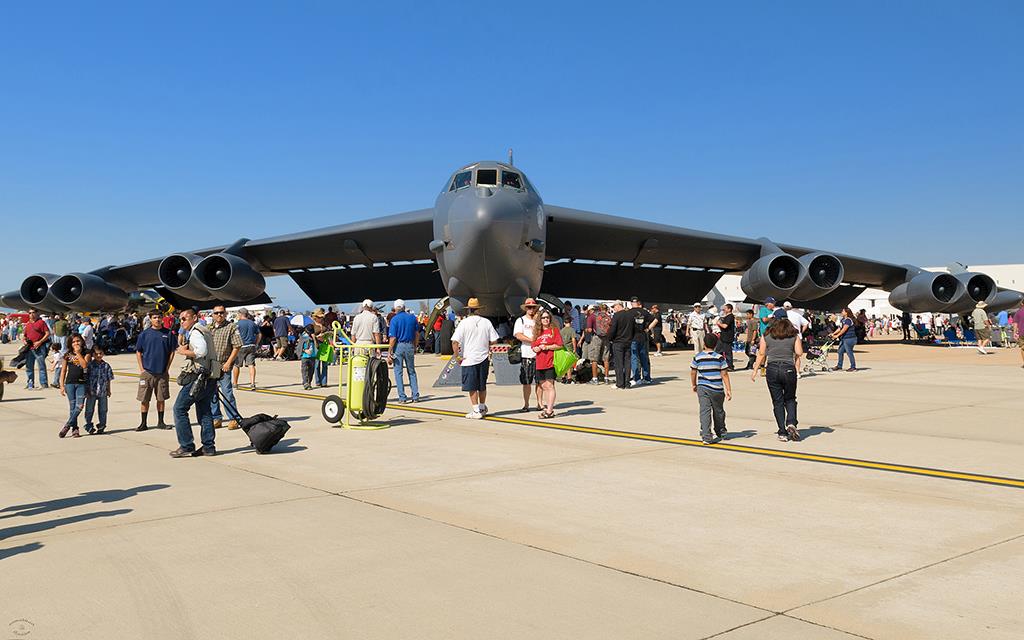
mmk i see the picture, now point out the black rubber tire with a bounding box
[321,395,344,424]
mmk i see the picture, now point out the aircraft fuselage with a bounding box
[432,161,546,317]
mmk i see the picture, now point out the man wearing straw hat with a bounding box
[513,298,543,412]
[972,301,993,355]
[451,298,498,419]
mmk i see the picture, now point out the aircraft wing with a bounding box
[4,209,441,311]
[539,205,921,309]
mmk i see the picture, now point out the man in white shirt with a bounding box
[169,308,217,458]
[685,304,707,350]
[512,298,541,412]
[351,299,381,352]
[783,301,810,336]
[451,298,499,419]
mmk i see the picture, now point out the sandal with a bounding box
[519,405,530,413]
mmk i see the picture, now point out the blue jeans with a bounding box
[174,378,216,451]
[84,394,108,429]
[392,342,419,401]
[64,383,86,427]
[836,338,857,369]
[209,375,237,422]
[630,340,651,382]
[25,343,49,387]
[315,359,328,386]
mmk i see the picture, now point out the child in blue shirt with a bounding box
[299,326,317,390]
[84,345,115,434]
[690,334,732,444]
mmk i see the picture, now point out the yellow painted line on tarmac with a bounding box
[113,371,1024,490]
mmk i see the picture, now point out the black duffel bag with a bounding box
[239,413,292,454]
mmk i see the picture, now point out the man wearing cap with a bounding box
[757,297,778,338]
[783,301,810,336]
[352,299,381,350]
[685,303,707,352]
[513,298,542,411]
[972,301,993,355]
[451,298,499,419]
[272,309,291,359]
[387,299,420,403]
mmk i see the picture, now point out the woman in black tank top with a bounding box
[749,316,804,443]
[59,334,91,438]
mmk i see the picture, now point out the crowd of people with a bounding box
[2,296,1023,451]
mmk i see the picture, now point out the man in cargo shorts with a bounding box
[135,309,177,430]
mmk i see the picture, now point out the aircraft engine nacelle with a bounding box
[740,253,807,302]
[51,273,129,311]
[1,291,30,310]
[19,273,69,312]
[194,253,266,301]
[888,272,964,312]
[943,272,997,314]
[158,253,215,301]
[790,253,845,300]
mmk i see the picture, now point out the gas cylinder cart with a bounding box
[320,321,393,429]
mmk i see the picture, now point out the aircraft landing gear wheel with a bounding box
[321,395,344,424]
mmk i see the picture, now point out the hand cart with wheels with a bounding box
[320,321,392,429]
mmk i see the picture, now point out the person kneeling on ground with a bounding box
[690,334,731,444]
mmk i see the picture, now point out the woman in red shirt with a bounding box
[531,310,563,418]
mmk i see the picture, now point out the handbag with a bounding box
[552,347,579,378]
[507,340,522,365]
[317,341,335,363]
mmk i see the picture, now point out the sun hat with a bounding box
[466,298,482,309]
[521,298,539,310]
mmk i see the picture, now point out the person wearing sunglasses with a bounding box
[207,306,243,429]
[531,310,563,418]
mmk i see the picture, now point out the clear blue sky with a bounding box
[2,2,1021,310]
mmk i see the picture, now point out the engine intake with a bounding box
[740,253,806,302]
[194,253,266,301]
[51,273,128,311]
[19,273,68,312]
[791,253,844,300]
[888,272,964,312]
[158,253,215,301]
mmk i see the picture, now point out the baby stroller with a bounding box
[803,340,835,374]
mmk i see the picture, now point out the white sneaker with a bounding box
[465,411,483,420]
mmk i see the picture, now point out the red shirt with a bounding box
[24,319,48,343]
[531,328,563,370]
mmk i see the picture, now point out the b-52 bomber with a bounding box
[3,160,1021,318]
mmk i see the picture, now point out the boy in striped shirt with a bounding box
[690,334,732,444]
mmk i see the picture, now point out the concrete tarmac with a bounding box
[1,338,1022,639]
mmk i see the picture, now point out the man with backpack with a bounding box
[584,304,612,384]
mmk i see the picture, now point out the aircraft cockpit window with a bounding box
[476,168,498,186]
[450,171,472,191]
[501,171,523,189]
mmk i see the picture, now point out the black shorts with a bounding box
[536,367,556,382]
[519,357,537,385]
[461,361,489,392]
